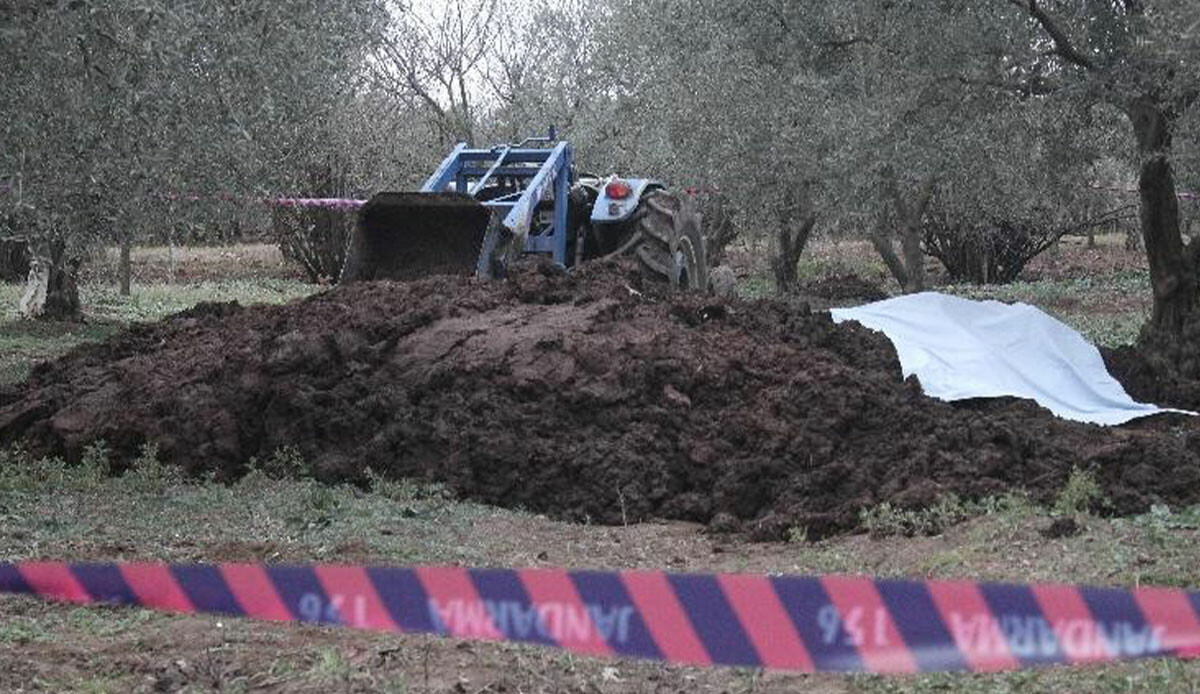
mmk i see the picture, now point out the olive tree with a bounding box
[983,1,1200,340]
[582,0,842,293]
[0,0,387,317]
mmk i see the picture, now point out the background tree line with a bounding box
[2,0,1199,366]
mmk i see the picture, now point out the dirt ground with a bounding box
[3,468,1200,693]
[2,257,1198,542]
[4,236,1200,692]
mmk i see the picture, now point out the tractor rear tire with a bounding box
[630,190,709,291]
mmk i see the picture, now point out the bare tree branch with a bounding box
[1009,0,1095,70]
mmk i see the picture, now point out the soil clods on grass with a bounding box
[801,273,889,303]
[2,259,1199,539]
[1103,324,1200,414]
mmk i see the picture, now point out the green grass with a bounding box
[0,444,518,567]
[942,270,1150,347]
[81,278,314,323]
[3,457,1200,691]
[732,234,1153,348]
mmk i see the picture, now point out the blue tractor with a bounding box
[340,132,708,290]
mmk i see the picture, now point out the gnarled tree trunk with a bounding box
[773,215,817,293]
[698,192,739,267]
[19,237,80,320]
[1127,96,1198,334]
[771,186,817,294]
[871,171,936,294]
[119,234,132,296]
[870,213,908,289]
[0,238,29,282]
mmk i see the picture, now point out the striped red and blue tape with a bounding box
[2,561,1198,674]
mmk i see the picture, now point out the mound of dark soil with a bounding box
[801,274,889,303]
[1103,324,1200,414]
[3,259,1199,539]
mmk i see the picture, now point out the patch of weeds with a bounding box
[916,549,966,575]
[120,442,184,493]
[0,449,64,491]
[67,676,140,694]
[859,502,918,538]
[284,482,346,532]
[961,491,1045,545]
[63,605,156,638]
[0,618,52,646]
[853,659,1200,693]
[860,493,975,538]
[237,468,271,493]
[977,490,1037,517]
[786,525,811,543]
[735,274,774,299]
[0,447,97,493]
[306,484,341,514]
[309,647,353,684]
[1133,503,1200,555]
[237,460,272,491]
[1135,503,1200,531]
[364,467,451,503]
[379,676,411,694]
[0,359,31,385]
[251,445,313,479]
[0,441,110,493]
[76,440,111,487]
[1053,465,1106,517]
[850,670,1043,694]
[1067,312,1145,348]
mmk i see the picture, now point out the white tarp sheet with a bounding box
[829,292,1196,426]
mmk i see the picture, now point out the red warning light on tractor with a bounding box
[605,179,632,200]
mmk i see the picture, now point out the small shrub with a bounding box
[306,483,341,514]
[76,440,111,487]
[364,467,450,503]
[924,214,1064,285]
[121,442,184,493]
[0,454,67,491]
[1134,504,1200,551]
[237,460,273,491]
[310,647,353,683]
[861,502,917,538]
[271,164,354,284]
[0,444,107,491]
[860,494,975,538]
[977,490,1036,517]
[786,525,811,543]
[926,493,975,530]
[256,445,313,480]
[1137,503,1200,531]
[284,481,346,532]
[1053,466,1106,517]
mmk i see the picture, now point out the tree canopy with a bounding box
[2,0,1198,352]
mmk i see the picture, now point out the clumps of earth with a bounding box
[2,259,1199,539]
[800,273,889,303]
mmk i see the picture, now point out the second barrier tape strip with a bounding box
[1,561,1198,674]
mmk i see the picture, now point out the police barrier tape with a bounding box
[1,562,1199,674]
[152,192,368,209]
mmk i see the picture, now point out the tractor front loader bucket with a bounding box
[340,192,494,282]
